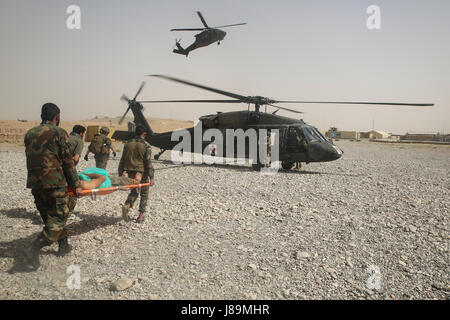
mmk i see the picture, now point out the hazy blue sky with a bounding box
[1,0,449,133]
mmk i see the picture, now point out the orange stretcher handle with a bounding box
[68,182,152,198]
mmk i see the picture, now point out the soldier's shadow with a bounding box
[0,208,121,274]
[0,208,42,224]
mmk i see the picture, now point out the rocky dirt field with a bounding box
[0,140,448,300]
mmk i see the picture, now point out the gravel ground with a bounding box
[0,140,448,300]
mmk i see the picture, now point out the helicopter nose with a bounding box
[330,144,343,160]
[308,142,343,161]
[220,30,226,39]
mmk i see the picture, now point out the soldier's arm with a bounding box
[73,154,80,165]
[105,137,116,156]
[59,129,81,189]
[85,141,92,158]
[109,140,115,153]
[144,144,155,180]
[73,140,83,165]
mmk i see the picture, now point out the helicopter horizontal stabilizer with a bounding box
[173,49,189,56]
[111,130,134,142]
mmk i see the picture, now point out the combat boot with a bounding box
[136,212,145,224]
[57,238,72,257]
[122,204,130,222]
[23,237,49,270]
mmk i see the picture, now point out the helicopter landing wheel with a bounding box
[217,41,220,45]
[154,154,160,160]
[281,161,295,170]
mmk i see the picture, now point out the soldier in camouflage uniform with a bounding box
[67,125,86,215]
[84,126,116,169]
[118,125,155,223]
[68,124,86,166]
[24,103,82,270]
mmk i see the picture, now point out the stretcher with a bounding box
[68,182,152,199]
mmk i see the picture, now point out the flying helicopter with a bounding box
[112,76,434,171]
[170,11,246,57]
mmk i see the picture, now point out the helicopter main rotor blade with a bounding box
[197,11,209,28]
[268,104,303,114]
[148,74,250,102]
[170,28,205,31]
[213,23,247,28]
[121,94,131,103]
[139,99,242,104]
[119,105,131,125]
[274,101,434,107]
[133,81,146,101]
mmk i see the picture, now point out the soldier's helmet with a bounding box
[100,126,110,135]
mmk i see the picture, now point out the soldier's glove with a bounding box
[113,151,117,157]
[84,154,89,161]
[75,187,83,197]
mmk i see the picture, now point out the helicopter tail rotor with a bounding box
[119,82,146,125]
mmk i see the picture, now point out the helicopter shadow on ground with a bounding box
[0,208,121,274]
[153,159,362,177]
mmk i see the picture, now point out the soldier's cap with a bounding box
[100,126,110,134]
[41,103,60,122]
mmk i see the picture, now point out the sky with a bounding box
[0,0,449,134]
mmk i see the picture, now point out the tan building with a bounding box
[370,130,389,139]
[340,131,359,139]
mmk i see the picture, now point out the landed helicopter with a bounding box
[112,76,433,171]
[171,11,246,57]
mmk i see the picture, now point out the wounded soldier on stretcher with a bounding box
[78,167,135,189]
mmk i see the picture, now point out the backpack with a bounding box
[89,134,104,154]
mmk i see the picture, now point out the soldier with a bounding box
[84,126,116,169]
[67,125,86,216]
[68,124,86,166]
[24,103,82,270]
[119,125,155,223]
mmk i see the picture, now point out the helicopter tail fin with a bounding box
[173,42,189,56]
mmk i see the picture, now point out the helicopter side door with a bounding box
[287,127,307,153]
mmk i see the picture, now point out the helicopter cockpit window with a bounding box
[295,128,306,142]
[303,127,327,142]
[312,128,328,142]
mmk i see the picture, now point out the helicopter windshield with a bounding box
[303,127,328,142]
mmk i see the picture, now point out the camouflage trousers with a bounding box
[94,154,109,169]
[124,171,150,213]
[31,187,71,244]
[109,175,133,186]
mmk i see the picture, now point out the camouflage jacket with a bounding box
[68,132,84,157]
[118,137,154,179]
[24,122,81,189]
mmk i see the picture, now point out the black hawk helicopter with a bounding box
[171,11,246,57]
[112,76,434,170]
